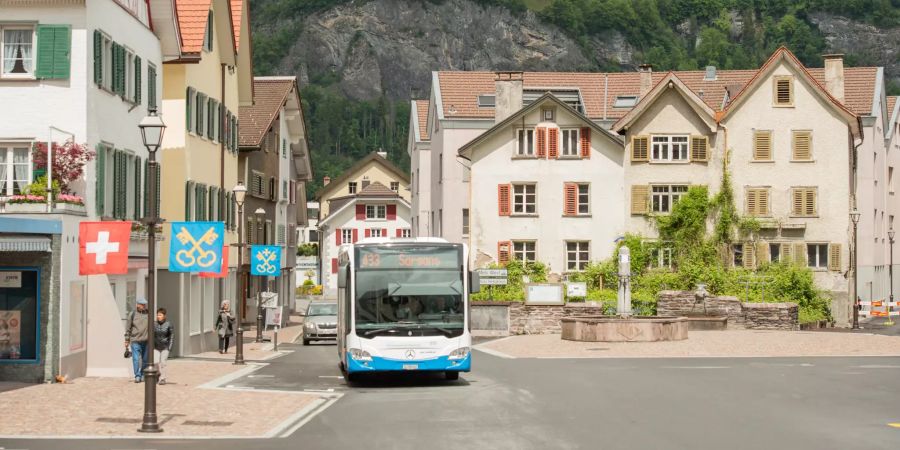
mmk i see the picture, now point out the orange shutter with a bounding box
[564,183,577,216]
[548,128,559,159]
[498,241,511,265]
[498,184,511,216]
[536,127,547,158]
[580,127,591,158]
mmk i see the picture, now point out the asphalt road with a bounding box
[3,340,900,450]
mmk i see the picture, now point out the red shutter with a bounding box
[497,241,511,265]
[356,204,366,220]
[498,184,511,216]
[364,228,371,238]
[396,228,402,237]
[536,127,547,158]
[548,128,559,159]
[387,204,397,220]
[580,127,591,158]
[331,258,338,274]
[335,228,342,245]
[564,183,577,216]
[352,229,359,243]
[382,228,387,237]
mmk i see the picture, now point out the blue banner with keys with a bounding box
[169,222,225,273]
[251,245,281,276]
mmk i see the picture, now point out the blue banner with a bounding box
[251,245,281,276]
[169,222,225,273]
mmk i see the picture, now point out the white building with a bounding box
[408,99,432,237]
[0,0,164,380]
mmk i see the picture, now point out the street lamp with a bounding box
[137,107,166,433]
[888,228,895,326]
[851,209,861,329]
[255,207,266,343]
[232,182,247,365]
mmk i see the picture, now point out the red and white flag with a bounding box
[79,222,131,275]
[199,246,229,279]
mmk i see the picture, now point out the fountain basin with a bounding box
[560,316,688,342]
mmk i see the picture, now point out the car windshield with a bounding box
[354,245,464,336]
[307,303,337,316]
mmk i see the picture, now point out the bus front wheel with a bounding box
[445,371,459,381]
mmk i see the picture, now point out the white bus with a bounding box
[336,238,480,381]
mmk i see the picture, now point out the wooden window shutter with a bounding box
[753,131,772,161]
[185,181,194,221]
[828,243,842,271]
[631,136,649,162]
[497,241,511,265]
[335,228,342,246]
[115,44,125,95]
[352,229,359,243]
[690,135,708,162]
[364,228,371,238]
[631,185,649,215]
[746,189,758,216]
[580,127,591,158]
[133,156,142,220]
[805,189,816,216]
[133,56,141,104]
[759,189,769,217]
[382,228,387,237]
[356,205,365,220]
[780,243,793,263]
[547,128,559,159]
[93,30,102,85]
[331,258,338,274]
[563,183,577,216]
[36,25,71,79]
[396,229,402,238]
[792,189,804,216]
[143,159,149,217]
[186,87,194,132]
[793,242,807,266]
[197,93,206,136]
[148,66,157,109]
[792,131,811,161]
[774,76,793,106]
[757,242,769,265]
[536,127,547,158]
[155,163,161,217]
[742,243,755,269]
[95,145,106,216]
[498,184,511,216]
[386,204,397,220]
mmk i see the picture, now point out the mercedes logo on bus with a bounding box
[405,349,416,360]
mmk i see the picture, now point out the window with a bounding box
[477,95,495,107]
[791,187,817,216]
[0,269,40,360]
[513,241,536,262]
[792,130,812,161]
[390,181,399,192]
[769,243,781,262]
[773,76,793,106]
[517,129,534,156]
[462,208,469,236]
[566,241,589,271]
[102,35,112,89]
[890,167,895,194]
[203,11,213,52]
[745,188,770,217]
[399,229,411,238]
[250,171,265,197]
[651,135,689,161]
[370,228,383,238]
[366,205,386,220]
[564,183,590,216]
[732,244,744,267]
[577,184,589,215]
[561,129,579,156]
[807,243,828,269]
[282,139,287,158]
[0,144,32,195]
[614,96,639,108]
[1,25,35,78]
[512,184,536,215]
[348,182,357,194]
[753,131,772,161]
[652,185,688,213]
[541,108,555,122]
[649,247,672,269]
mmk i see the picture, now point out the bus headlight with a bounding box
[349,348,372,361]
[448,347,470,360]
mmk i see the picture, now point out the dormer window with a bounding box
[348,182,357,194]
[477,95,495,108]
[203,12,213,52]
[773,76,793,106]
[614,96,639,108]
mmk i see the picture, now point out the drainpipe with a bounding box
[220,63,226,309]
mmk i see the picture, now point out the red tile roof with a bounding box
[239,78,296,148]
[887,96,898,116]
[436,64,878,121]
[174,0,211,54]
[415,100,430,141]
[230,0,242,50]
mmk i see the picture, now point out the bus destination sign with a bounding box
[358,247,459,270]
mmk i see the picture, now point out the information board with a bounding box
[524,283,565,305]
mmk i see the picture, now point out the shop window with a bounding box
[0,269,40,361]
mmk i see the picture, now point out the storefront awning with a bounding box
[0,236,52,252]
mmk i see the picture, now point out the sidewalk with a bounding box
[478,330,900,359]
[190,313,305,361]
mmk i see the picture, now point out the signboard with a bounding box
[566,282,587,298]
[260,292,278,309]
[169,222,225,273]
[478,269,508,278]
[480,278,508,286]
[524,283,565,305]
[0,272,22,288]
[266,306,284,327]
[357,247,459,270]
[251,245,282,276]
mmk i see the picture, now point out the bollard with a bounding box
[274,327,279,352]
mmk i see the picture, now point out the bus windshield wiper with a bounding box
[362,322,417,337]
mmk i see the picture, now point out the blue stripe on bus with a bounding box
[347,354,471,373]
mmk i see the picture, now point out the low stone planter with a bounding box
[4,202,47,213]
[560,316,689,342]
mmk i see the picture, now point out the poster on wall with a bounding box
[0,272,22,288]
[0,311,22,360]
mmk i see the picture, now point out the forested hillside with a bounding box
[249,0,900,197]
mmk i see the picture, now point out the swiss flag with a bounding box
[200,246,229,278]
[79,222,131,275]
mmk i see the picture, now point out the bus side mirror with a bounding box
[338,267,346,289]
[469,271,480,294]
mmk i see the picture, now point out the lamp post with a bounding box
[255,207,266,343]
[851,209,861,329]
[137,107,166,433]
[232,182,247,365]
[888,228,895,326]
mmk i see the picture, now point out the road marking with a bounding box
[304,388,336,393]
[248,374,275,378]
[319,375,344,379]
[473,345,515,359]
[662,366,731,369]
[271,394,343,438]
[855,365,900,369]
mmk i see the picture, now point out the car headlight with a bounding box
[304,322,316,329]
[349,348,372,361]
[448,347,470,360]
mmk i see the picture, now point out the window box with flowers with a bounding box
[54,194,85,214]
[4,194,47,213]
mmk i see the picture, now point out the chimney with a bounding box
[376,150,388,159]
[323,176,331,186]
[639,64,653,96]
[823,54,844,102]
[494,71,523,123]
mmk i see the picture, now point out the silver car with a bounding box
[303,301,338,345]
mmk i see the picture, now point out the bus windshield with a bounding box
[354,245,464,338]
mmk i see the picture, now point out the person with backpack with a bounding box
[124,298,149,383]
[154,308,174,385]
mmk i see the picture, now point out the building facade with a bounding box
[408,99,431,237]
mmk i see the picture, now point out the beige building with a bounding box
[157,0,252,355]
[315,152,410,218]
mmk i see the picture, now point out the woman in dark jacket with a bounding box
[215,300,235,354]
[154,308,174,385]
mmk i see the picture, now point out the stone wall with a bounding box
[742,303,800,331]
[508,303,605,335]
[657,291,797,330]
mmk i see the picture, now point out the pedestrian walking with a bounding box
[125,298,150,383]
[154,308,174,385]
[216,300,235,354]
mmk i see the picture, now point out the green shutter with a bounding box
[111,151,119,218]
[134,56,141,104]
[35,25,71,79]
[155,163,161,218]
[143,159,149,216]
[95,145,106,216]
[111,44,118,93]
[197,93,205,136]
[185,87,194,132]
[93,30,102,85]
[148,66,157,109]
[185,181,194,221]
[233,118,238,151]
[134,156,142,220]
